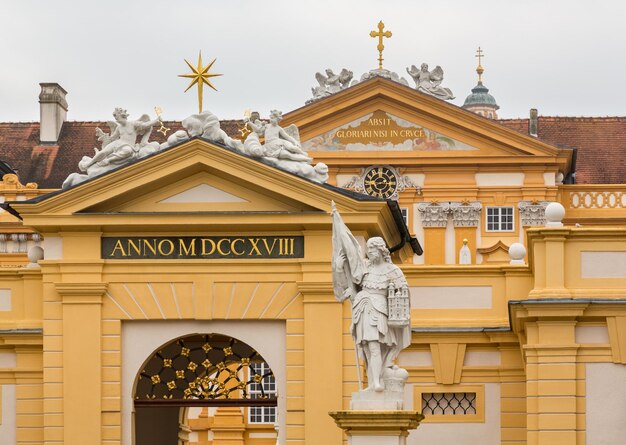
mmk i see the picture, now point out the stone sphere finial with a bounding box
[509,243,526,265]
[27,245,44,268]
[545,202,565,227]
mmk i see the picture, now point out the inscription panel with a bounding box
[102,236,304,259]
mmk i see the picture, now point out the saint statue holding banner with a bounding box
[331,202,411,392]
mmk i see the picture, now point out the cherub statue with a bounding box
[78,108,162,172]
[309,68,354,102]
[406,63,455,100]
[244,110,312,162]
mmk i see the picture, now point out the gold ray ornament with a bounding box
[153,106,170,136]
[178,51,223,113]
[370,21,392,70]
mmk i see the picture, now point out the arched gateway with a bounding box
[133,333,277,445]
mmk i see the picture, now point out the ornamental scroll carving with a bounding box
[417,202,449,227]
[518,201,549,226]
[417,201,482,228]
[450,202,482,227]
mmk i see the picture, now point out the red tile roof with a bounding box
[1,116,625,187]
[498,117,626,184]
[0,120,241,189]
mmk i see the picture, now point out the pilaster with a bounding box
[55,282,107,445]
[299,282,343,445]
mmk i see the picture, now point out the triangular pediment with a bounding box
[159,183,248,204]
[11,138,410,250]
[283,77,572,168]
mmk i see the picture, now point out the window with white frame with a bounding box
[248,362,276,424]
[486,207,514,232]
[401,208,409,226]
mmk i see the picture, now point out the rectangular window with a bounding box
[248,362,276,424]
[421,392,477,415]
[486,207,514,232]
[401,208,409,227]
[414,385,485,423]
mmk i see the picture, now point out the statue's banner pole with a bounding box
[331,201,365,391]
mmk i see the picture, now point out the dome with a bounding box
[463,81,499,109]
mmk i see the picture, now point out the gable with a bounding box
[302,109,479,153]
[284,77,572,168]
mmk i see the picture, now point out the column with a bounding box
[301,282,343,445]
[55,282,107,445]
[417,203,448,265]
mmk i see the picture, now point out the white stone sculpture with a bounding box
[459,239,471,265]
[62,108,162,188]
[356,68,410,86]
[406,63,455,100]
[242,110,328,183]
[308,68,353,103]
[509,243,527,265]
[181,111,244,152]
[331,202,411,395]
[545,202,565,227]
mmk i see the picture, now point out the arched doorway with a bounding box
[133,333,278,445]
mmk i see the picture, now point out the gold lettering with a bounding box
[289,238,295,255]
[158,239,175,256]
[143,239,157,256]
[201,239,216,255]
[217,238,231,256]
[279,238,285,255]
[179,238,196,256]
[335,130,344,138]
[261,238,278,255]
[231,238,245,256]
[248,238,262,256]
[110,239,127,257]
[127,239,142,256]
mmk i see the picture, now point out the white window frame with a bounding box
[400,207,409,227]
[248,362,276,424]
[485,206,515,232]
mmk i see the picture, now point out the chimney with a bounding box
[529,108,538,137]
[39,83,68,144]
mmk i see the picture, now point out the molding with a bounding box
[55,282,108,304]
[417,201,482,228]
[329,410,423,435]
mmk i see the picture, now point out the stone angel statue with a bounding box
[406,63,455,100]
[309,68,354,102]
[63,108,162,188]
[78,108,161,173]
[331,202,411,393]
[244,110,312,162]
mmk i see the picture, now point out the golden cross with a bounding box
[370,21,392,70]
[475,46,485,82]
[178,51,223,113]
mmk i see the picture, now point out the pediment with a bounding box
[284,77,571,164]
[12,138,361,217]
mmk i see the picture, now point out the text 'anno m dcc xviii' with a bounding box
[101,236,304,259]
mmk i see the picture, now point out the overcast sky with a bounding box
[3,0,626,122]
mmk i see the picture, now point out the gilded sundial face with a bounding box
[363,166,398,199]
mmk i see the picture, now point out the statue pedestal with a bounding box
[329,410,423,445]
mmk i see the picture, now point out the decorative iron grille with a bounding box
[421,392,477,415]
[135,333,275,402]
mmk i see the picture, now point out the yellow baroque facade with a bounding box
[0,77,625,445]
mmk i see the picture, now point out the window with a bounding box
[248,362,276,424]
[414,385,485,423]
[486,207,514,232]
[401,208,409,227]
[421,392,477,415]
